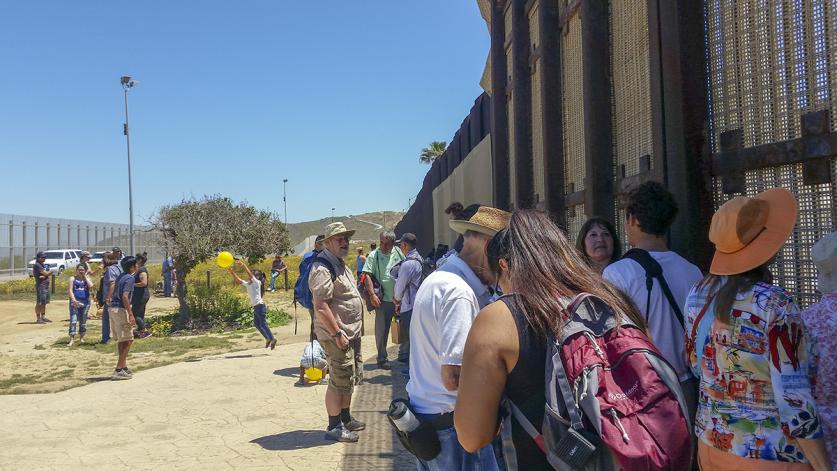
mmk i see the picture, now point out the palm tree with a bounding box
[419,141,447,164]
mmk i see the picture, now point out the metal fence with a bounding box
[0,213,165,278]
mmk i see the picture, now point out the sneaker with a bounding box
[111,369,131,381]
[121,368,133,378]
[36,318,46,324]
[269,338,277,350]
[43,317,52,323]
[377,361,391,370]
[100,340,110,345]
[294,379,306,387]
[137,331,152,339]
[343,417,366,431]
[324,425,358,443]
[265,340,271,348]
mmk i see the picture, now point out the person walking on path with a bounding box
[393,232,421,367]
[132,254,151,339]
[356,248,366,281]
[67,265,93,346]
[309,222,366,443]
[32,251,52,324]
[685,189,829,470]
[406,204,509,471]
[362,231,404,369]
[269,254,287,292]
[100,252,121,344]
[228,260,276,350]
[603,181,703,421]
[800,231,837,468]
[110,256,138,380]
[576,217,622,274]
[162,254,174,297]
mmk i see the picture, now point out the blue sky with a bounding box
[0,1,488,224]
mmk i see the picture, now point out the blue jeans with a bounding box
[397,309,412,362]
[269,271,280,291]
[69,300,90,337]
[101,304,111,342]
[163,274,172,297]
[253,303,274,341]
[414,413,501,471]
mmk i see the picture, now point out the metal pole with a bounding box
[123,87,135,255]
[283,179,288,226]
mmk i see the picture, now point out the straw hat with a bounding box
[709,188,797,275]
[322,222,355,241]
[449,206,511,237]
[812,231,837,293]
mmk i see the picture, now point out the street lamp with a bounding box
[121,75,138,255]
[282,179,289,224]
[331,208,335,223]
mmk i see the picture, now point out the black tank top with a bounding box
[501,295,552,470]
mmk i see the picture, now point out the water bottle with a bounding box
[388,400,420,433]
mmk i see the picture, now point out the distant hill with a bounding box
[286,211,404,247]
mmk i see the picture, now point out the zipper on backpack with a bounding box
[583,332,606,359]
[609,408,630,443]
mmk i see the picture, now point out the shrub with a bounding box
[185,285,250,327]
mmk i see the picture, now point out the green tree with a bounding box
[151,195,290,327]
[419,141,447,164]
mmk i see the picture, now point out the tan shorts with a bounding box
[109,307,134,343]
[320,337,362,394]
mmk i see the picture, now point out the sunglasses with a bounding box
[334,235,351,243]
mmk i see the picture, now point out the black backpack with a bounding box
[621,248,685,328]
[389,252,434,288]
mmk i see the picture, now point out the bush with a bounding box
[186,285,250,327]
[147,314,176,337]
[234,306,292,329]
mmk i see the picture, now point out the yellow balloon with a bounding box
[305,367,323,382]
[216,251,234,268]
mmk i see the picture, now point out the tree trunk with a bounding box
[175,268,191,328]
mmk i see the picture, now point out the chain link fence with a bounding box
[0,213,164,279]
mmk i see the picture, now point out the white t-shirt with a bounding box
[603,251,702,382]
[242,277,264,307]
[406,254,488,414]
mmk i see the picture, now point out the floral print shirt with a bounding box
[799,293,836,467]
[685,280,822,463]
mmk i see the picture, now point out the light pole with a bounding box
[282,179,289,224]
[121,76,137,255]
[408,197,413,210]
[331,208,335,223]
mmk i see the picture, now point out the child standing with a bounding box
[67,265,93,346]
[228,259,276,350]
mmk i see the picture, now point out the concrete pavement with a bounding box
[0,335,414,470]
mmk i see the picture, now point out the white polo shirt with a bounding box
[406,253,491,414]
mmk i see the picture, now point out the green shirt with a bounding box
[362,247,404,302]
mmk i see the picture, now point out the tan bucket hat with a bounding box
[709,188,797,276]
[322,222,355,241]
[449,205,511,237]
[812,231,837,293]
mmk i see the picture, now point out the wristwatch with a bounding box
[332,330,344,339]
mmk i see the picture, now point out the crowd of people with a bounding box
[302,181,834,471]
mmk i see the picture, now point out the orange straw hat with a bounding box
[708,188,797,276]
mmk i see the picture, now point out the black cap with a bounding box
[112,246,122,252]
[36,251,46,258]
[315,234,325,243]
[120,256,137,272]
[396,233,417,246]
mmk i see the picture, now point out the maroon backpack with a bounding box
[499,293,692,470]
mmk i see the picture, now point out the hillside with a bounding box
[286,211,404,246]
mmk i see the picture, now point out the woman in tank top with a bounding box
[453,210,646,469]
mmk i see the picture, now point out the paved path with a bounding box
[0,335,414,470]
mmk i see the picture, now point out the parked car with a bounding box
[89,251,106,264]
[26,249,82,276]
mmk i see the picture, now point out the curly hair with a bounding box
[623,181,678,236]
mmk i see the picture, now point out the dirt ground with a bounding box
[0,288,355,395]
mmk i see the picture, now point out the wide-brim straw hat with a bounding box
[812,231,837,293]
[322,222,355,241]
[449,206,511,237]
[709,188,797,276]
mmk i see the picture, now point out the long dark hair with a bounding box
[253,269,266,297]
[488,210,646,337]
[697,265,772,324]
[575,217,622,266]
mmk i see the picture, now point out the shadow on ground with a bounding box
[272,367,300,378]
[250,430,331,451]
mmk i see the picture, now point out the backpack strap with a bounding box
[622,248,686,329]
[312,255,338,282]
[687,293,716,375]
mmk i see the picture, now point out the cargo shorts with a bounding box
[109,307,135,343]
[320,336,362,394]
